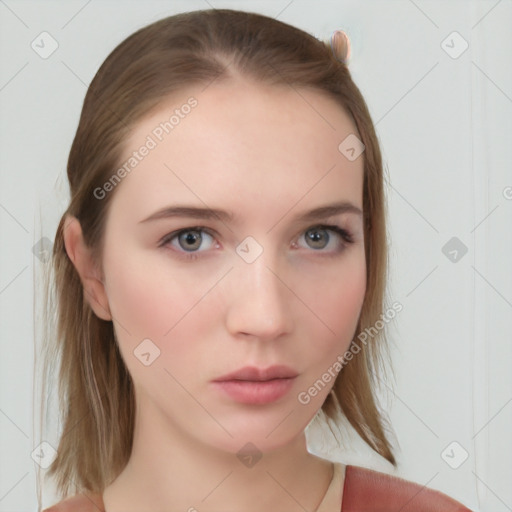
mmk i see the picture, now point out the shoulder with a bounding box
[342,464,473,511]
[42,493,105,512]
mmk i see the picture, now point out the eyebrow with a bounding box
[139,201,362,225]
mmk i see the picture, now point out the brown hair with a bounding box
[39,7,395,501]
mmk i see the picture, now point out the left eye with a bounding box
[296,225,350,251]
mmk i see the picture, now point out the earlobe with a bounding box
[63,215,112,321]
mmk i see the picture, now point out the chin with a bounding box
[198,405,319,457]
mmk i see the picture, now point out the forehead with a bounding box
[108,78,364,225]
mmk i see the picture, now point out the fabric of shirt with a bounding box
[42,463,473,511]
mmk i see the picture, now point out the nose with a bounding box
[225,250,294,341]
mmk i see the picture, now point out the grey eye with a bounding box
[304,228,330,249]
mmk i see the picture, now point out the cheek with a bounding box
[327,264,366,336]
[296,250,366,344]
[103,251,222,375]
[291,252,366,408]
[105,266,171,338]
[103,247,205,336]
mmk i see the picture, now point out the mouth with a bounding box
[213,365,298,382]
[211,377,297,405]
[212,365,298,404]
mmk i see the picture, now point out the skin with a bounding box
[64,76,366,512]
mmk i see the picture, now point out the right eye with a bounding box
[159,227,217,261]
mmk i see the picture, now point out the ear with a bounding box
[62,215,112,321]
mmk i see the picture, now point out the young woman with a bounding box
[40,9,472,511]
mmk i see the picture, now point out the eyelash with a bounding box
[158,224,354,262]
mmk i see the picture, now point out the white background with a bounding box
[0,1,510,511]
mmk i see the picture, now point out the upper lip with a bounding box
[213,365,298,382]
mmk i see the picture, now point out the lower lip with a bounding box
[212,377,296,404]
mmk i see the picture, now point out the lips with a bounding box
[211,365,299,404]
[213,365,298,382]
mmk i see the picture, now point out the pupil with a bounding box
[307,229,328,248]
[182,231,200,249]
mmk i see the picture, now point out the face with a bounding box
[97,77,366,454]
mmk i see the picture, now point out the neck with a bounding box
[102,401,334,512]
